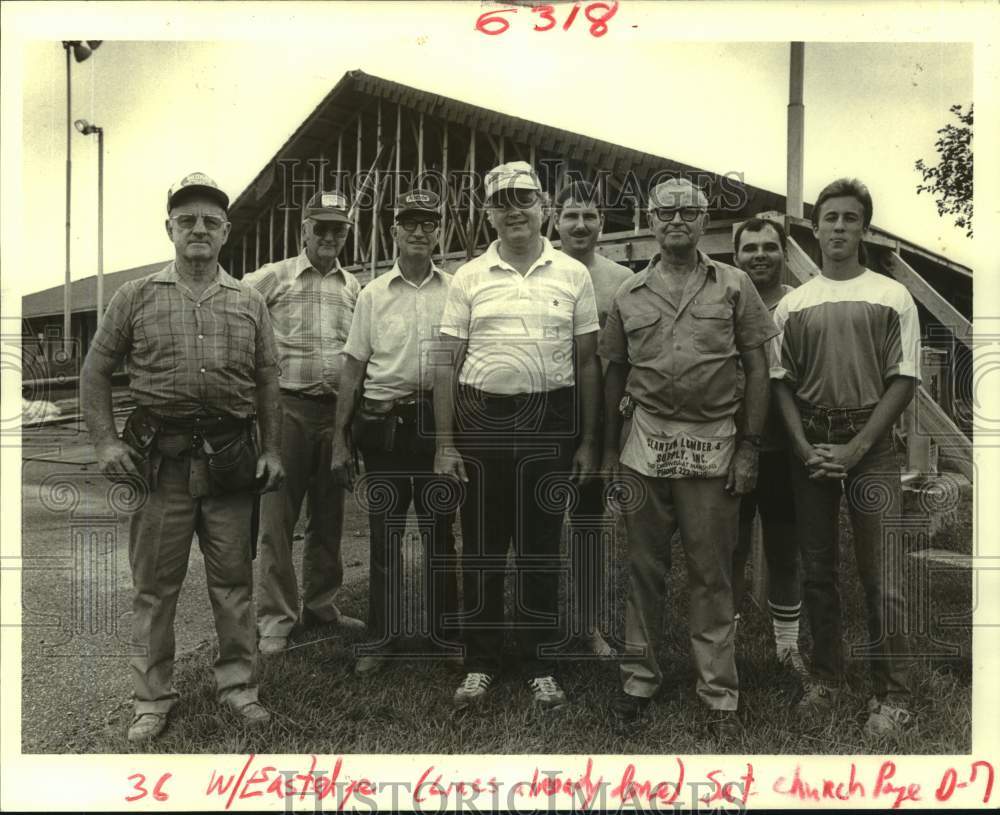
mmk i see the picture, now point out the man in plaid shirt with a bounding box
[243,190,365,655]
[81,172,285,743]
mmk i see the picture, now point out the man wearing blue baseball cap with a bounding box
[244,189,365,656]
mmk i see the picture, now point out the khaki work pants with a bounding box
[129,453,258,715]
[257,394,345,638]
[619,466,740,710]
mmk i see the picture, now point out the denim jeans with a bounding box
[790,403,910,701]
[456,386,576,677]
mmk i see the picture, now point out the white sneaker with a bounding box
[865,697,913,737]
[529,675,568,710]
[454,672,492,709]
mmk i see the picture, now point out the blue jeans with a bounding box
[790,404,910,701]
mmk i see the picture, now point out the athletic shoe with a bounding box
[453,672,493,709]
[865,697,913,737]
[528,675,568,710]
[798,680,839,711]
[777,646,809,678]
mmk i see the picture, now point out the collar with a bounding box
[629,249,716,292]
[485,237,556,276]
[385,260,446,288]
[296,251,345,279]
[153,261,239,290]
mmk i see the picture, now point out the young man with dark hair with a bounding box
[771,177,919,737]
[554,181,632,657]
[730,218,803,676]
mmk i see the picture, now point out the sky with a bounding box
[1,2,989,302]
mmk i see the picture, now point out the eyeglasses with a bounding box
[397,218,440,233]
[170,213,227,231]
[309,221,350,237]
[489,189,541,210]
[651,207,706,223]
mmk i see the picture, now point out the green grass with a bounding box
[89,494,972,755]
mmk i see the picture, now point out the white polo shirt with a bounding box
[440,238,599,395]
[342,262,452,402]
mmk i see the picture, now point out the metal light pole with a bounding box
[75,119,105,323]
[787,42,805,219]
[61,40,101,355]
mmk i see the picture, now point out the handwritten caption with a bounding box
[475,2,619,38]
[124,755,995,810]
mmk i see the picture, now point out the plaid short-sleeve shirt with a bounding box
[90,262,278,419]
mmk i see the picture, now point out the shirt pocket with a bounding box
[624,311,662,364]
[690,304,734,355]
[224,313,256,373]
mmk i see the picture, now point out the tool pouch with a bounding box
[202,424,259,496]
[121,405,162,490]
[352,400,398,453]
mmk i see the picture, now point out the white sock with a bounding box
[769,601,801,655]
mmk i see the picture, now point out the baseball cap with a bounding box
[648,178,709,209]
[304,190,351,223]
[167,172,229,213]
[395,188,442,219]
[484,161,542,202]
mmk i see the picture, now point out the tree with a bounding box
[915,103,973,237]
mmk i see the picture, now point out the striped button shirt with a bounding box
[243,252,361,396]
[89,262,278,419]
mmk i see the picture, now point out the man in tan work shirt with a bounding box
[599,178,777,736]
[244,190,365,655]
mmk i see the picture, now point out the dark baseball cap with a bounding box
[167,172,229,212]
[304,190,351,223]
[395,188,442,219]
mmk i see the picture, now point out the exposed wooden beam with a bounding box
[785,235,821,286]
[914,385,972,478]
[354,114,362,264]
[882,250,972,348]
[269,208,275,263]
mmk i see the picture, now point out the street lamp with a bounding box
[75,119,105,323]
[61,40,102,355]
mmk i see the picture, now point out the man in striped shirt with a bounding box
[770,178,919,738]
[244,190,365,655]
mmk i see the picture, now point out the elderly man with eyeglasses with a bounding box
[434,162,601,711]
[599,178,777,737]
[243,190,365,657]
[331,189,460,675]
[81,172,285,742]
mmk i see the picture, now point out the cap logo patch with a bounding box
[320,193,346,209]
[183,172,213,186]
[407,193,432,204]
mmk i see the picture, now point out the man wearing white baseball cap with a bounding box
[434,162,602,711]
[244,189,364,656]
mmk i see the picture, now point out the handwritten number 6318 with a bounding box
[476,2,619,38]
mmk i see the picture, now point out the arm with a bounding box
[254,364,285,492]
[570,331,601,482]
[81,349,142,480]
[772,378,829,479]
[331,354,366,490]
[433,334,468,482]
[725,344,768,495]
[601,360,629,473]
[813,376,917,473]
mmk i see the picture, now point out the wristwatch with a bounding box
[740,434,763,449]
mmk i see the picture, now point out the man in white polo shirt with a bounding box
[434,161,601,710]
[331,188,459,674]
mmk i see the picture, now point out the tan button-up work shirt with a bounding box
[599,251,777,422]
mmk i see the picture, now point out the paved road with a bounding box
[18,420,372,753]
